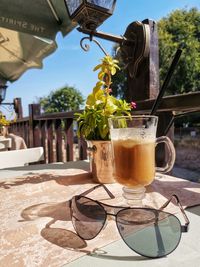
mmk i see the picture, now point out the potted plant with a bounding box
[76,55,136,183]
[0,112,10,137]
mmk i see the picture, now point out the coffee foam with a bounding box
[110,128,155,142]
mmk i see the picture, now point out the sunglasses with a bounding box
[69,184,189,258]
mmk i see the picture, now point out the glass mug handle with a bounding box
[155,136,176,173]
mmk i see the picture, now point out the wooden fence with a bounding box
[9,91,200,165]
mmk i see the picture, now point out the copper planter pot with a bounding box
[87,140,116,184]
[0,126,8,136]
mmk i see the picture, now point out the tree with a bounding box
[111,8,200,97]
[158,7,200,95]
[38,86,84,113]
[110,44,127,99]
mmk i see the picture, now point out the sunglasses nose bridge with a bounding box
[106,212,116,218]
[102,212,116,230]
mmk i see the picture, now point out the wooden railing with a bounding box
[9,107,87,163]
[9,91,200,164]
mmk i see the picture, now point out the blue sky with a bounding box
[4,0,200,116]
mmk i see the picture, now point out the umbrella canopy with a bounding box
[0,0,75,39]
[0,27,58,82]
[0,0,76,84]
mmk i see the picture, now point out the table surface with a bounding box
[66,206,200,267]
[1,161,200,267]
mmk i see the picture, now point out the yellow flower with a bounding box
[0,113,10,127]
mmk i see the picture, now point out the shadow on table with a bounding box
[2,160,89,171]
[20,201,71,221]
[41,227,88,251]
[19,200,90,252]
[0,171,92,189]
[19,200,147,258]
[186,205,200,216]
[18,196,158,259]
[89,249,149,261]
[12,172,200,256]
[146,178,200,209]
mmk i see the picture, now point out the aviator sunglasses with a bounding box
[68,184,189,258]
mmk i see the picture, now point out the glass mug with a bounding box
[108,115,176,206]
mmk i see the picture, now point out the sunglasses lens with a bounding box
[116,208,182,258]
[71,196,106,240]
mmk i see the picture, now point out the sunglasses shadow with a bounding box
[19,201,71,222]
[40,227,90,253]
[89,248,150,261]
[19,201,92,253]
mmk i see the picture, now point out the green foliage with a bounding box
[158,7,200,94]
[76,55,133,140]
[111,7,200,97]
[38,86,84,113]
[110,44,127,99]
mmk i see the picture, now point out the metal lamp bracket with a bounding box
[77,20,150,78]
[120,21,150,78]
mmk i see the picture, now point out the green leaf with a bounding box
[86,94,95,106]
[93,64,102,72]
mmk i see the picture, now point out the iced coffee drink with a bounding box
[108,115,176,206]
[112,138,155,187]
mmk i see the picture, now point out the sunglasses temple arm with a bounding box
[160,194,190,232]
[79,184,115,199]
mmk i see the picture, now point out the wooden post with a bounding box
[126,19,159,102]
[14,98,23,119]
[156,111,174,167]
[65,118,74,161]
[79,137,87,160]
[47,120,54,163]
[29,104,41,148]
[41,120,47,164]
[55,119,63,162]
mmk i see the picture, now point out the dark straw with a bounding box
[150,49,182,115]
